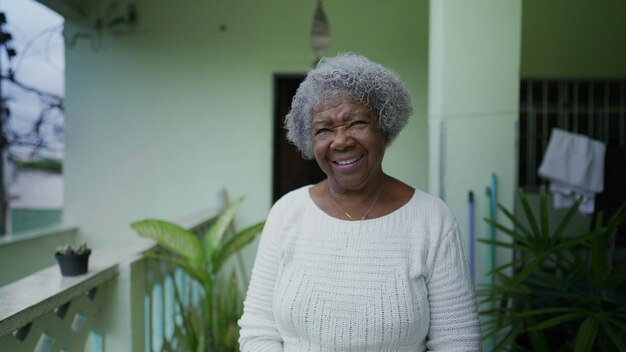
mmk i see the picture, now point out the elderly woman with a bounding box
[239,53,480,351]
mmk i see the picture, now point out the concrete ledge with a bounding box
[0,259,117,336]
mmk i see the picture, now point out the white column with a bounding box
[428,0,522,287]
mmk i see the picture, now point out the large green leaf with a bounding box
[601,320,626,352]
[552,231,595,252]
[497,203,533,240]
[526,315,551,352]
[144,252,209,284]
[511,255,544,286]
[481,320,514,340]
[485,261,517,276]
[204,196,245,260]
[214,272,242,350]
[526,312,585,331]
[478,238,530,252]
[591,214,607,287]
[483,217,530,246]
[496,293,510,328]
[574,317,598,352]
[493,324,522,351]
[518,188,541,240]
[605,202,626,235]
[479,307,513,317]
[515,306,582,317]
[228,271,241,317]
[212,221,264,273]
[552,196,583,240]
[605,316,626,333]
[539,186,550,240]
[132,219,204,265]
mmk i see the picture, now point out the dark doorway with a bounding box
[273,74,326,203]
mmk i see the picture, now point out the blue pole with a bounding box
[468,191,475,282]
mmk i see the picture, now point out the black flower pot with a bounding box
[55,250,91,276]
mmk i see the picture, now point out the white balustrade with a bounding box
[0,207,219,352]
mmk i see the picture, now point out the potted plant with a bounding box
[131,195,264,352]
[55,242,92,276]
[479,187,626,351]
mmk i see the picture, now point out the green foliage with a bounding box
[132,220,204,267]
[11,157,62,174]
[132,196,265,352]
[479,187,626,351]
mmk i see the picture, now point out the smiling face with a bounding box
[311,97,387,193]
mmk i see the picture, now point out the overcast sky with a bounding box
[0,0,64,158]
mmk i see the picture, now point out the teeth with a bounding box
[336,156,361,165]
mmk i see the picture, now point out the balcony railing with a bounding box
[0,208,219,352]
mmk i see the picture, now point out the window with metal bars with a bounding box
[519,79,626,190]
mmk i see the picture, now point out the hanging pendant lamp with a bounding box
[311,0,330,64]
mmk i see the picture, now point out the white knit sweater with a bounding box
[239,186,481,351]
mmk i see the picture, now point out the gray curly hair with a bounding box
[285,53,413,160]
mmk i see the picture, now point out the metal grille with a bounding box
[519,79,626,189]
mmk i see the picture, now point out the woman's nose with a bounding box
[330,127,353,149]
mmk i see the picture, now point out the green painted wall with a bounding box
[522,0,626,78]
[63,0,429,261]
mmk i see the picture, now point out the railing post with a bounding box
[101,254,149,352]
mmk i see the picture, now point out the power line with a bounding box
[13,23,63,75]
[1,74,63,102]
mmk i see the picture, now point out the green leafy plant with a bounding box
[479,187,626,351]
[132,196,265,352]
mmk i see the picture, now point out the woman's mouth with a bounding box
[332,155,364,170]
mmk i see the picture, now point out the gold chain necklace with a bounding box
[329,178,386,220]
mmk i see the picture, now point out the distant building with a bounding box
[8,169,62,233]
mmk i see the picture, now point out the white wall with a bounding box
[62,0,430,260]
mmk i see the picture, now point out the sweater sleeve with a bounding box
[238,206,284,351]
[426,223,481,351]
